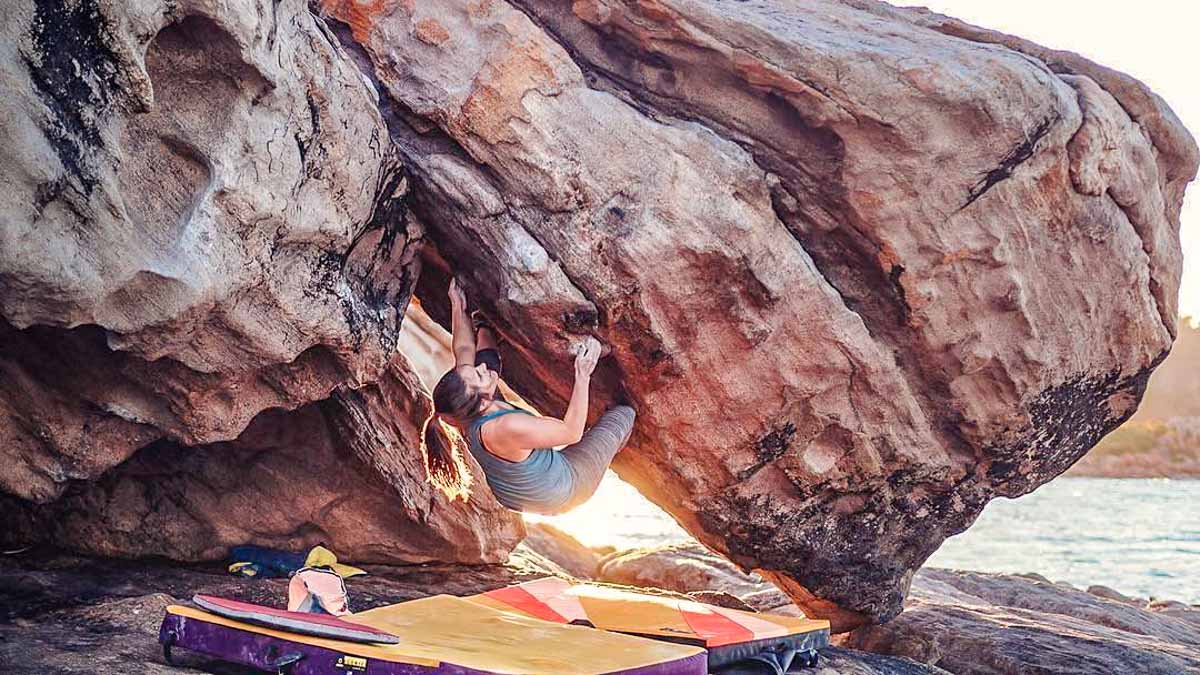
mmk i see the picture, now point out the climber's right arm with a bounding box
[498,410,585,450]
[490,339,601,451]
[449,278,476,367]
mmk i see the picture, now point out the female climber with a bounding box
[420,278,636,515]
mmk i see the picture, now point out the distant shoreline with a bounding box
[1065,466,1200,479]
[1067,417,1200,480]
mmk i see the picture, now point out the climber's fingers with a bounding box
[448,277,467,309]
[573,336,603,376]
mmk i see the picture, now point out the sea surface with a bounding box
[526,475,1200,603]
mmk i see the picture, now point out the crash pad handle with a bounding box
[160,630,177,666]
[259,642,305,673]
[268,651,304,674]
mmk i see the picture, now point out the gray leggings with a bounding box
[556,405,636,514]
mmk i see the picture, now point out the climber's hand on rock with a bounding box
[574,337,602,378]
[448,277,467,310]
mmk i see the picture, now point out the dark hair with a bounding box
[420,367,490,499]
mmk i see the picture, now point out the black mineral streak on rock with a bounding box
[22,0,124,195]
[961,112,1060,210]
[32,177,67,214]
[887,263,910,325]
[310,163,417,355]
[738,421,798,480]
[305,248,376,350]
[347,165,416,333]
[563,306,600,334]
[295,91,325,170]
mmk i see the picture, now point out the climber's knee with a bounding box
[615,404,635,425]
[606,405,635,448]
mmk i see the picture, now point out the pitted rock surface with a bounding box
[1,0,406,500]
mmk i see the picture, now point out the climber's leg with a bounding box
[472,312,502,375]
[475,325,498,355]
[555,405,636,513]
[471,314,513,405]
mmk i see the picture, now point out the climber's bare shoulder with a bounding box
[481,412,578,460]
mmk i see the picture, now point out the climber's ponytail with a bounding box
[421,411,471,499]
[422,368,483,500]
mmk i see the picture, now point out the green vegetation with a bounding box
[1090,421,1166,458]
[1071,319,1200,477]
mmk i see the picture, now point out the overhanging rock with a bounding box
[318,0,1196,629]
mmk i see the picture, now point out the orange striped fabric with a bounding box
[474,578,830,648]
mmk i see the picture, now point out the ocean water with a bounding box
[928,477,1200,603]
[526,475,1200,603]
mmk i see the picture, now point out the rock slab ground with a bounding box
[0,549,937,674]
[849,568,1200,674]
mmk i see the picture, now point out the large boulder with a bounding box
[522,521,605,579]
[0,0,403,501]
[1,0,1195,631]
[317,0,1196,629]
[0,0,522,562]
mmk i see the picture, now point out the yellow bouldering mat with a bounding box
[162,594,707,674]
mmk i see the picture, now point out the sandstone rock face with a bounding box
[2,0,1195,630]
[522,521,604,579]
[317,0,1197,628]
[848,568,1200,674]
[0,0,406,501]
[0,0,521,562]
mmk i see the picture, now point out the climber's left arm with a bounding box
[449,278,477,367]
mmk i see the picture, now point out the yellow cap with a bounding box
[305,545,366,578]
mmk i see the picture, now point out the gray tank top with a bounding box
[466,408,575,513]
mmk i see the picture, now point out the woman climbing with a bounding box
[421,278,636,515]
